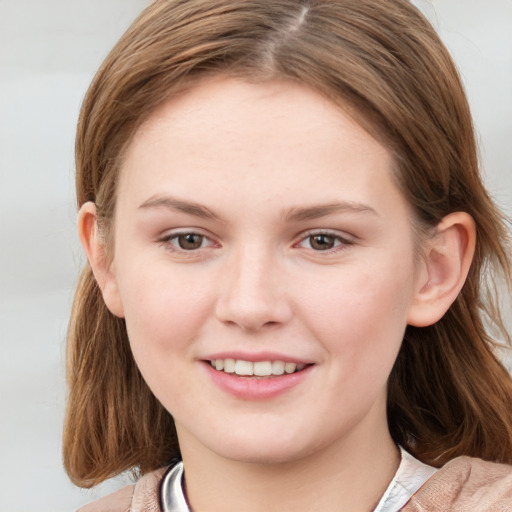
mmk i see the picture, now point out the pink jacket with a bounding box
[79,456,512,511]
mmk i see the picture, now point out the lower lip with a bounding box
[203,362,313,400]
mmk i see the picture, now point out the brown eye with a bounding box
[177,233,205,250]
[309,234,337,250]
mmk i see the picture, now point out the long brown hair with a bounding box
[64,0,512,487]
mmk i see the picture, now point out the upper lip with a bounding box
[202,351,312,364]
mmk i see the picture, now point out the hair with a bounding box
[64,0,512,488]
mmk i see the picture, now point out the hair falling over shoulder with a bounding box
[64,267,179,487]
[64,0,512,487]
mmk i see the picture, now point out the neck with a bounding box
[179,428,400,512]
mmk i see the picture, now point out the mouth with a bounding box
[204,356,314,399]
[208,359,308,377]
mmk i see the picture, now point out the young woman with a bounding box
[64,1,512,510]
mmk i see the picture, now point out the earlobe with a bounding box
[77,202,125,318]
[407,212,476,327]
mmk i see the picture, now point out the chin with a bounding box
[223,447,303,465]
[208,431,318,466]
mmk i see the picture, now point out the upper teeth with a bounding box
[210,359,305,377]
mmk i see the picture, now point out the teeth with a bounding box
[210,359,307,376]
[253,361,272,376]
[224,359,235,373]
[271,361,285,375]
[235,360,253,376]
[284,362,297,374]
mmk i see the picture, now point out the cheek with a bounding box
[297,259,414,367]
[116,263,215,365]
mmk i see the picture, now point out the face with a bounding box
[106,76,424,464]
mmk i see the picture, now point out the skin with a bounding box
[80,76,476,511]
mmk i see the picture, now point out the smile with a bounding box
[209,359,306,377]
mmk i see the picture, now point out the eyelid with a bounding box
[157,227,354,256]
[294,229,355,252]
[159,228,220,253]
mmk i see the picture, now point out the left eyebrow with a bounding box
[138,195,222,221]
[284,201,379,222]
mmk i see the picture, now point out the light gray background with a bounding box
[0,1,511,510]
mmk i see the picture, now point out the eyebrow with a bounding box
[284,201,379,222]
[138,195,221,220]
[138,195,378,222]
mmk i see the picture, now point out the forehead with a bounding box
[118,76,402,216]
[135,76,382,149]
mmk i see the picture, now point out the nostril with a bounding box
[214,260,293,330]
[215,299,291,331]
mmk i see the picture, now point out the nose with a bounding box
[214,246,293,331]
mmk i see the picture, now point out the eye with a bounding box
[162,232,214,251]
[175,233,206,250]
[297,231,351,252]
[306,234,339,251]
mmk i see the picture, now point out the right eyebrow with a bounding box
[283,201,379,222]
[138,195,222,221]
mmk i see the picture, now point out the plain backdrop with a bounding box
[0,1,511,510]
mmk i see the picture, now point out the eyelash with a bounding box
[295,230,353,253]
[159,229,353,255]
[159,231,216,253]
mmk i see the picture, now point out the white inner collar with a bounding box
[373,446,439,512]
[161,447,438,512]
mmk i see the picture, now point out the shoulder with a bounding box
[77,467,168,512]
[77,485,134,512]
[403,456,512,511]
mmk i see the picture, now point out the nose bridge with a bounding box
[215,241,291,330]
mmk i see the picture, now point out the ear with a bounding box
[78,202,125,318]
[407,212,476,327]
